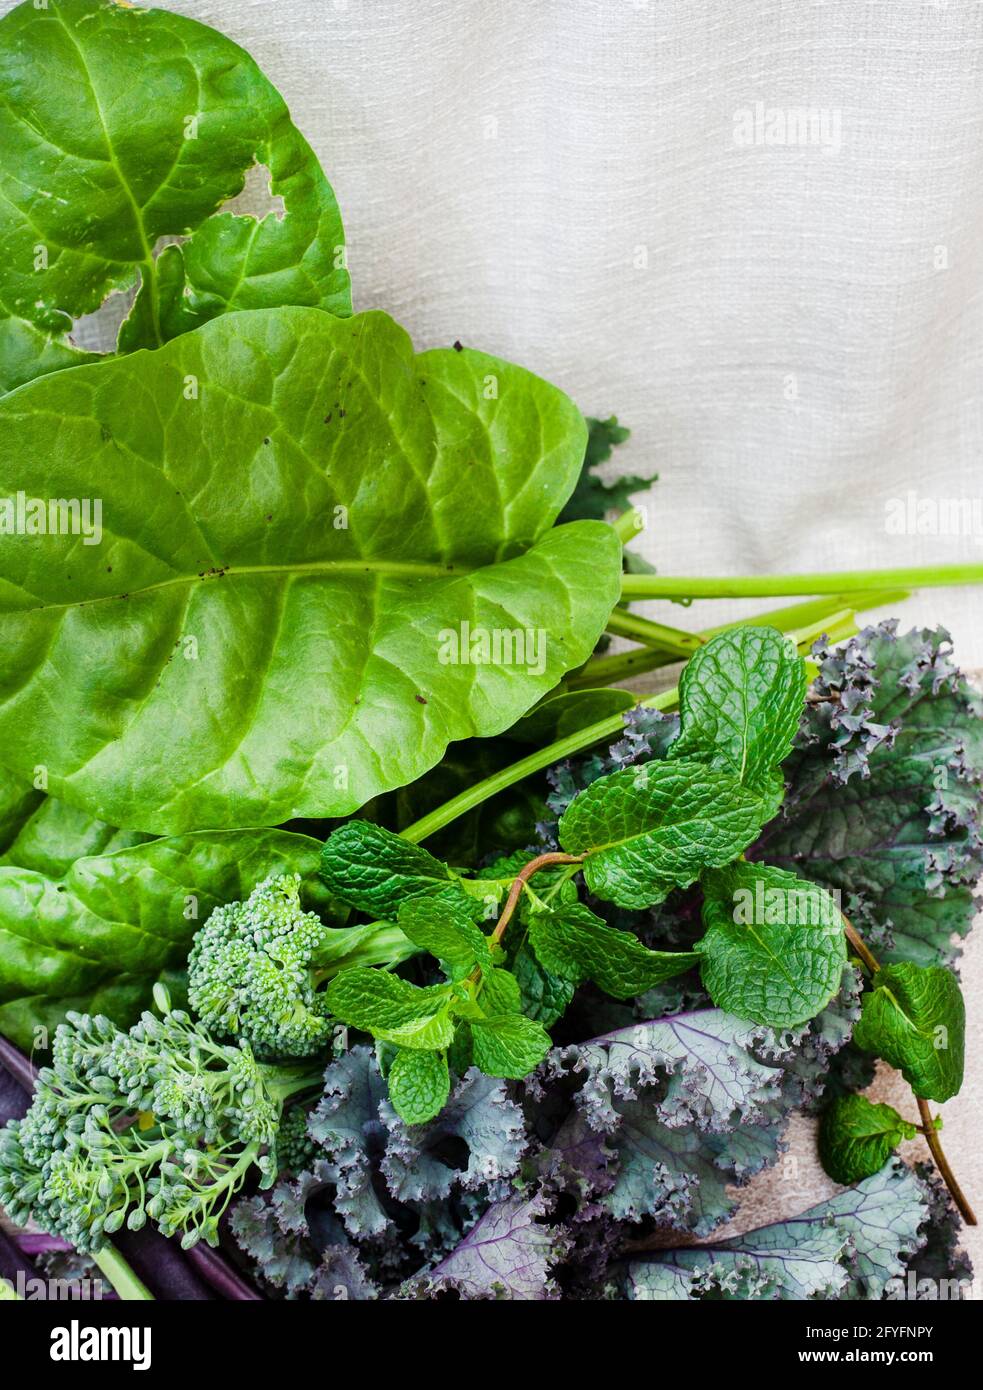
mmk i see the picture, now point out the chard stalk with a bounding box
[620,564,983,600]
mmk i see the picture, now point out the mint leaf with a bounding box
[471,1013,551,1079]
[319,823,454,917]
[324,969,454,1050]
[852,963,965,1101]
[670,626,806,790]
[819,1094,918,1185]
[698,862,847,1027]
[528,902,698,999]
[397,891,489,969]
[387,1049,450,1126]
[509,946,576,1027]
[558,759,774,908]
[480,968,522,1015]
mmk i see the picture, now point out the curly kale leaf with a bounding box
[621,1161,929,1300]
[398,1191,567,1300]
[758,623,983,968]
[557,416,652,525]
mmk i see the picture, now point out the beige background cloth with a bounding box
[2,0,980,1290]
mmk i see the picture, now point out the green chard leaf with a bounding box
[819,1094,918,1185]
[670,625,806,790]
[558,759,773,908]
[387,1049,451,1127]
[320,822,454,917]
[396,891,489,970]
[0,0,350,393]
[0,827,329,1050]
[697,862,847,1028]
[470,1013,551,1079]
[852,962,965,1102]
[528,902,698,999]
[0,307,622,834]
[324,969,454,1051]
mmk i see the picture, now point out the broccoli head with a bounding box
[188,873,334,1060]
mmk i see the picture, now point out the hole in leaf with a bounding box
[222,162,286,222]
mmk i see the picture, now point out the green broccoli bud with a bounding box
[188,874,333,1059]
[0,1003,321,1254]
[187,872,418,1060]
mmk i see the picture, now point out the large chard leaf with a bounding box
[0,307,622,833]
[0,0,350,393]
[0,826,328,1049]
[557,760,773,908]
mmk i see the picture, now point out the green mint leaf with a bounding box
[670,626,806,791]
[558,759,774,909]
[320,822,453,917]
[697,862,847,1027]
[0,308,622,833]
[852,962,965,1101]
[324,969,454,1050]
[396,890,489,969]
[818,1094,918,1185]
[528,902,698,999]
[387,1049,450,1126]
[470,1013,551,1079]
[0,0,350,393]
[509,946,576,1028]
[479,968,523,1015]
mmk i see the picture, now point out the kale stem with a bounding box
[841,914,976,1226]
[916,1097,977,1226]
[92,1246,155,1301]
[490,852,583,946]
[620,565,983,600]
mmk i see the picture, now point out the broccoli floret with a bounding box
[188,874,334,1060]
[274,1103,319,1177]
[0,996,321,1254]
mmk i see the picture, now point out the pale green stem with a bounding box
[93,1246,154,1301]
[401,620,850,845]
[620,565,983,600]
[605,608,704,658]
[572,592,890,691]
[612,508,646,544]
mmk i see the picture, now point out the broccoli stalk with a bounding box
[0,987,322,1254]
[187,873,415,1059]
